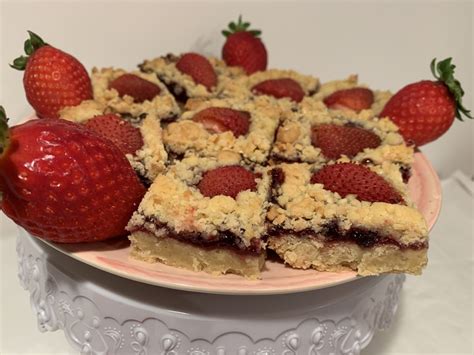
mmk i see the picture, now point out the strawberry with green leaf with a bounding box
[380,58,472,146]
[0,106,145,243]
[222,15,268,74]
[11,31,92,119]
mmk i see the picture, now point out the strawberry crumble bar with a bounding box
[222,68,319,104]
[90,67,181,122]
[266,162,428,275]
[164,96,281,165]
[127,155,271,278]
[271,98,413,170]
[139,54,244,103]
[313,74,392,117]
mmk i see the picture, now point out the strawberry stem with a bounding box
[222,15,262,38]
[430,57,472,121]
[0,106,10,159]
[10,31,47,71]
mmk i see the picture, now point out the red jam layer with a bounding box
[267,223,427,251]
[130,217,263,256]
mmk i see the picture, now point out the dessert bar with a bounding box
[139,54,244,103]
[127,155,271,278]
[164,96,281,165]
[266,162,428,275]
[313,74,392,116]
[271,98,413,174]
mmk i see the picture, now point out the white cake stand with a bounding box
[15,153,441,354]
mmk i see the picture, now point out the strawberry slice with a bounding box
[193,107,250,137]
[109,74,161,103]
[311,124,381,159]
[323,88,374,112]
[310,163,403,204]
[84,114,143,155]
[252,78,305,103]
[198,166,257,198]
[176,53,217,90]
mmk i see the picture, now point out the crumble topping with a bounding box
[163,96,281,164]
[139,54,245,100]
[221,68,319,100]
[271,98,413,165]
[267,163,428,246]
[91,67,181,120]
[127,155,271,247]
[312,74,392,116]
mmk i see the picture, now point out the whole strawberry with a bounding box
[222,15,268,74]
[0,107,145,243]
[380,58,472,146]
[11,31,92,119]
[198,166,257,198]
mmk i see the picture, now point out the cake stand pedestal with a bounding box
[17,229,404,355]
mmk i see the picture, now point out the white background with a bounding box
[0,1,473,354]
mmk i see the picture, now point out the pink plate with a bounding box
[40,152,441,295]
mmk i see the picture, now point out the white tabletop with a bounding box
[1,172,472,354]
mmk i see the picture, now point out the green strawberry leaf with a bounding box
[431,57,472,121]
[9,56,28,70]
[222,15,262,38]
[0,106,10,158]
[11,30,47,72]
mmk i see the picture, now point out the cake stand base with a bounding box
[17,229,404,355]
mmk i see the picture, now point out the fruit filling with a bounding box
[197,165,257,198]
[267,224,427,250]
[109,74,161,103]
[192,107,250,137]
[310,123,382,159]
[252,78,305,102]
[131,220,263,255]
